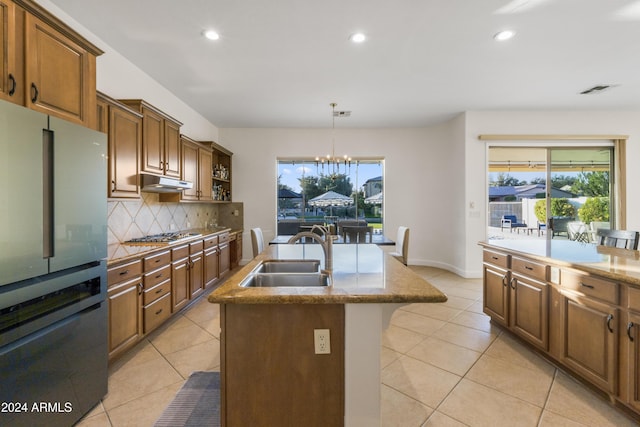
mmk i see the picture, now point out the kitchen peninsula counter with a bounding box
[479,239,640,287]
[208,243,447,427]
[207,243,447,304]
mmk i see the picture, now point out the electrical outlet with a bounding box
[314,329,331,354]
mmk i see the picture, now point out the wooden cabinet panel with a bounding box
[171,257,189,313]
[24,12,95,125]
[141,107,164,175]
[143,278,170,306]
[189,252,204,299]
[164,119,181,178]
[107,259,142,285]
[510,273,549,350]
[181,137,199,201]
[627,311,640,412]
[143,250,171,272]
[198,147,213,201]
[219,242,230,277]
[512,256,547,282]
[107,276,142,359]
[0,0,23,105]
[483,264,509,327]
[562,269,619,305]
[483,249,509,269]
[204,247,219,289]
[143,264,170,289]
[221,304,344,426]
[559,290,618,393]
[108,98,141,198]
[144,292,171,334]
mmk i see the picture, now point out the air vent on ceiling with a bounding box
[580,85,616,95]
[333,111,351,117]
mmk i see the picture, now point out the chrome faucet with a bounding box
[288,228,333,272]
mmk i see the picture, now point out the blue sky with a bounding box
[278,160,383,193]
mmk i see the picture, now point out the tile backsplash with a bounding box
[107,193,219,244]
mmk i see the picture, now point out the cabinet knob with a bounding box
[8,74,16,96]
[30,83,39,103]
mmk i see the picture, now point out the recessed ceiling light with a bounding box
[350,33,366,43]
[203,30,220,40]
[494,30,515,41]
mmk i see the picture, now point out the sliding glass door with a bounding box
[488,145,614,242]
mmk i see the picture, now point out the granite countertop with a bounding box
[480,239,640,286]
[207,243,448,304]
[107,227,239,266]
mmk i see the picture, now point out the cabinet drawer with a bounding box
[143,279,170,305]
[561,270,618,305]
[204,235,219,250]
[190,240,204,254]
[628,286,640,312]
[218,232,230,244]
[143,250,171,271]
[144,265,171,289]
[483,250,509,269]
[108,259,142,286]
[144,293,171,333]
[172,244,189,261]
[511,257,547,282]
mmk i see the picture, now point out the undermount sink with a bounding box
[240,272,331,287]
[253,259,321,274]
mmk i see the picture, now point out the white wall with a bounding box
[38,0,219,141]
[464,110,640,277]
[220,123,463,268]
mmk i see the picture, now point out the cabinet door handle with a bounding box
[155,287,163,294]
[137,282,143,295]
[8,74,16,96]
[509,277,517,290]
[502,275,508,287]
[119,269,129,276]
[492,256,499,260]
[30,83,39,103]
[524,266,533,271]
[580,282,594,289]
[155,308,163,315]
[111,180,116,192]
[628,322,635,342]
[155,273,162,279]
[606,314,614,333]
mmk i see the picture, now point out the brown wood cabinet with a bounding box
[189,240,204,299]
[171,244,190,313]
[220,304,345,426]
[142,251,172,333]
[211,141,233,202]
[483,250,549,351]
[120,100,182,178]
[230,232,243,269]
[203,235,220,288]
[107,259,143,360]
[218,232,230,277]
[97,92,142,199]
[181,136,213,201]
[0,0,23,105]
[626,309,640,412]
[2,0,102,126]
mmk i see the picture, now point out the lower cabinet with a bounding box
[558,289,618,394]
[510,272,549,351]
[626,311,640,412]
[189,241,204,298]
[107,259,143,360]
[483,263,509,327]
[204,246,219,288]
[171,244,190,313]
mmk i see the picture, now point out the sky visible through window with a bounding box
[278,160,383,194]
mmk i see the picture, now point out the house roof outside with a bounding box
[489,184,575,200]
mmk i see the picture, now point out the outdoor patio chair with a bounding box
[501,215,527,232]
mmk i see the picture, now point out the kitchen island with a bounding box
[208,243,447,426]
[479,239,640,421]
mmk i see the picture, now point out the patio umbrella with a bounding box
[278,188,303,217]
[364,191,383,205]
[308,190,353,216]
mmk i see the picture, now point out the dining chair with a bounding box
[251,227,265,257]
[390,226,409,265]
[342,226,371,243]
[596,229,639,250]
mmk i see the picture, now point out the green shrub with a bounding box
[534,198,576,223]
[578,197,609,224]
[504,195,517,202]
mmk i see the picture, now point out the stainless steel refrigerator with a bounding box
[0,100,108,426]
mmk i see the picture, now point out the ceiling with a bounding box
[50,0,640,128]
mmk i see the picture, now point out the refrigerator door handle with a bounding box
[43,129,54,259]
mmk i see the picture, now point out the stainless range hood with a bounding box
[140,173,193,193]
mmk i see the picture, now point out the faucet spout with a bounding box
[287,231,333,272]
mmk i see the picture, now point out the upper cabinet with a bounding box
[211,141,233,202]
[2,0,103,127]
[97,92,143,199]
[180,136,213,202]
[0,0,23,105]
[120,100,182,179]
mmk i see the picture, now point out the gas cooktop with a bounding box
[124,232,202,246]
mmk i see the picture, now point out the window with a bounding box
[486,141,621,243]
[277,158,384,234]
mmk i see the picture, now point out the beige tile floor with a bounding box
[77,266,639,427]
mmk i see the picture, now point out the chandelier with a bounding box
[315,102,351,180]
